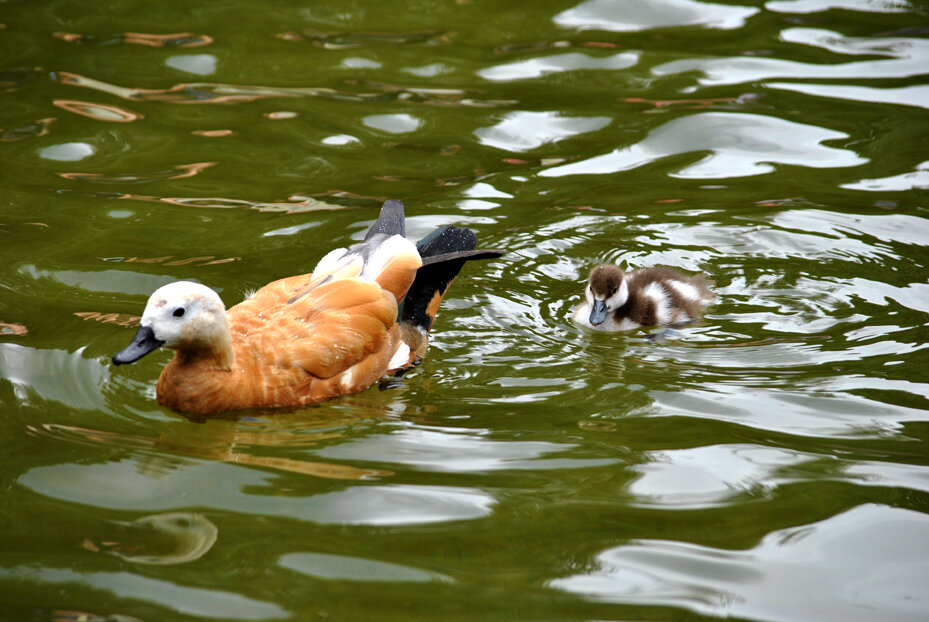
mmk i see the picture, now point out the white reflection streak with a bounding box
[539,113,867,179]
[550,505,929,621]
[0,567,287,620]
[478,52,638,81]
[554,0,759,32]
[765,0,912,14]
[842,161,929,191]
[653,28,929,85]
[475,111,611,151]
[766,83,929,110]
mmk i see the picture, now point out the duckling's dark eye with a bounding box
[608,288,617,297]
[173,307,185,318]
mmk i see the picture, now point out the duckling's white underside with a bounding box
[572,303,641,331]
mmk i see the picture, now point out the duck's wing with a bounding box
[286,203,421,306]
[308,236,422,307]
[275,277,400,380]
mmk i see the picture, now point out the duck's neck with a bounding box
[176,331,236,371]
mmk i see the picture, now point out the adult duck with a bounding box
[113,200,503,415]
[574,264,713,331]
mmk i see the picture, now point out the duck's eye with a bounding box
[608,288,617,297]
[173,307,185,318]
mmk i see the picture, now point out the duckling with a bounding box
[573,264,713,331]
[112,200,503,415]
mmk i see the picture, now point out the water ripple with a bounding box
[554,0,759,32]
[2,1,929,618]
[539,112,867,179]
[479,51,640,81]
[551,504,929,621]
[653,28,929,85]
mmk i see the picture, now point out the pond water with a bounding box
[2,0,928,620]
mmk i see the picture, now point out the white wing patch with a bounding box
[361,235,418,282]
[667,279,702,302]
[643,282,670,325]
[313,247,350,276]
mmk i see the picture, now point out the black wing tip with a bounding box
[420,248,504,266]
[416,225,482,257]
[400,248,503,333]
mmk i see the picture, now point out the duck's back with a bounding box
[621,268,714,327]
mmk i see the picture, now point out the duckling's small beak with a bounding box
[112,325,165,365]
[589,300,608,326]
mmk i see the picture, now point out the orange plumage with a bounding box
[113,200,502,415]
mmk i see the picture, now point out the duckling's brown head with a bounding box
[113,281,230,365]
[585,264,629,326]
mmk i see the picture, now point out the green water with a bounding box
[2,0,929,620]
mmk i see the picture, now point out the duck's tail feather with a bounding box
[365,199,405,240]
[400,225,504,333]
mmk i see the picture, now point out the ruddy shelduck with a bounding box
[113,200,503,415]
[574,264,714,331]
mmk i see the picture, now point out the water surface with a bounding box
[2,0,928,620]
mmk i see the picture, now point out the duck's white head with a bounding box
[585,264,629,326]
[113,281,229,365]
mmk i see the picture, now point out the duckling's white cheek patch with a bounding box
[606,280,629,309]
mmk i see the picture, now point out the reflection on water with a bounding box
[653,27,929,85]
[551,505,929,622]
[0,566,288,620]
[2,0,928,619]
[53,100,143,123]
[554,0,759,31]
[539,112,868,178]
[53,31,214,48]
[87,512,218,565]
[280,552,452,583]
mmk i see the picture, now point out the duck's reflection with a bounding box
[27,412,393,481]
[82,511,217,565]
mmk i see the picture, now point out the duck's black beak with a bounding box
[112,325,164,365]
[589,300,608,326]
